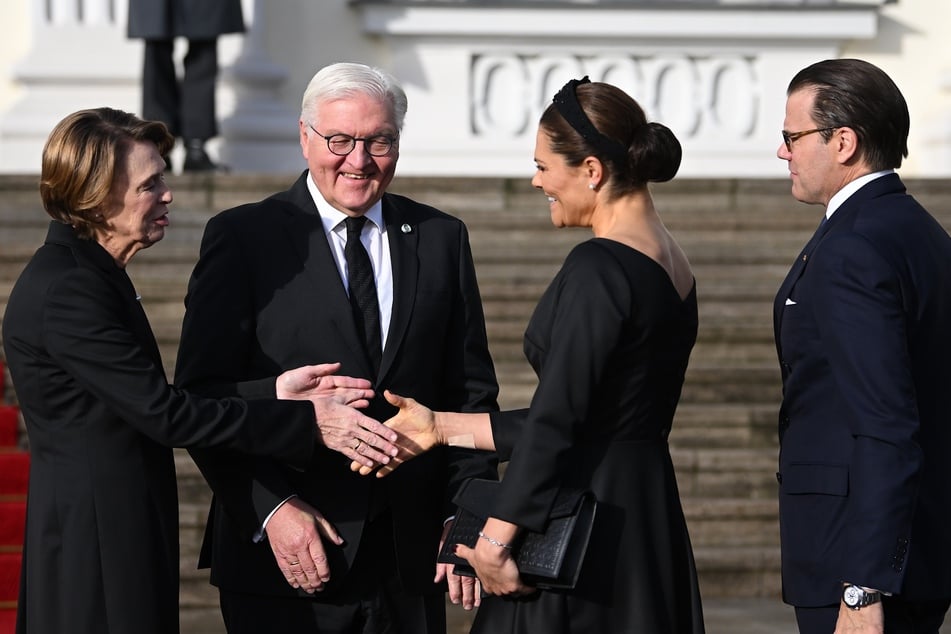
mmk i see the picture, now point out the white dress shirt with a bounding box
[307,174,393,349]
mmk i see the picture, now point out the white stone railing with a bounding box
[355,2,884,177]
[40,0,126,26]
[468,53,760,140]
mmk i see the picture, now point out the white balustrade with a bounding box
[470,53,759,142]
[43,0,123,26]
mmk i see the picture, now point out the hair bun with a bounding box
[629,122,682,184]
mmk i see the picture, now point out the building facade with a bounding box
[1,0,950,177]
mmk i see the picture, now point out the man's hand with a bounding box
[266,498,343,594]
[276,363,399,467]
[834,600,884,634]
[435,520,481,610]
[312,397,398,468]
[351,390,442,477]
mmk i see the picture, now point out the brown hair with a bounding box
[40,108,173,239]
[540,81,681,199]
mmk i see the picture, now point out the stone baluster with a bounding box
[217,0,302,173]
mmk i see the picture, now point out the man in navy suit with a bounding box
[773,58,951,634]
[175,62,498,633]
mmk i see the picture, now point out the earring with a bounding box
[588,183,596,190]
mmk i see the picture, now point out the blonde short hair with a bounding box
[40,107,173,239]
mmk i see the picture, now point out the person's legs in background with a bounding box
[142,39,178,170]
[180,38,222,171]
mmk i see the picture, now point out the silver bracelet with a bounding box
[478,530,513,550]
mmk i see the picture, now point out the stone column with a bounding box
[217,0,303,174]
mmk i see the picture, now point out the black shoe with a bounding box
[183,140,228,172]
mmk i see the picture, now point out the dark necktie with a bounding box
[344,216,382,374]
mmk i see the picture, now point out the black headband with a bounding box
[551,76,628,165]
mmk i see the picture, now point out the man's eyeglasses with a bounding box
[308,124,397,157]
[782,127,837,152]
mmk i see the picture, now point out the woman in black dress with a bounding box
[362,77,704,633]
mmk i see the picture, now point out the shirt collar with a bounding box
[826,170,893,220]
[306,173,384,234]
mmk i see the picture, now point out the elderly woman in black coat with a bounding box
[2,107,399,634]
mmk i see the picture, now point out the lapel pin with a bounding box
[401,223,412,234]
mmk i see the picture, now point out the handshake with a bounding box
[277,363,445,471]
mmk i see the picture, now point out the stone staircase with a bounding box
[3,173,950,631]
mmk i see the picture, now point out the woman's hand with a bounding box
[276,362,373,406]
[453,519,534,597]
[351,390,442,477]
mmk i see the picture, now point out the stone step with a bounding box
[683,497,779,548]
[674,447,778,499]
[694,545,782,598]
[7,174,951,608]
[671,402,777,449]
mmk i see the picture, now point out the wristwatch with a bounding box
[842,584,882,610]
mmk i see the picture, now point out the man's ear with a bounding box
[299,120,311,157]
[834,126,860,165]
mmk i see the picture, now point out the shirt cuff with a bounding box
[252,494,298,543]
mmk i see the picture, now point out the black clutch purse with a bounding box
[437,478,598,590]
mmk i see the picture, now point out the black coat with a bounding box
[175,172,500,599]
[128,0,244,40]
[2,222,316,634]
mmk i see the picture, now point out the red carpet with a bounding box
[0,409,16,448]
[0,453,28,499]
[0,375,26,633]
[0,501,24,549]
[0,553,20,603]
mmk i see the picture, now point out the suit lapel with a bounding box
[773,173,907,356]
[279,175,375,377]
[380,194,419,381]
[773,217,828,359]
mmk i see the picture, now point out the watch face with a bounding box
[843,586,862,607]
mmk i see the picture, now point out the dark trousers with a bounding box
[795,597,950,634]
[218,513,446,634]
[142,38,218,141]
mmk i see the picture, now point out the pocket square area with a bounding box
[785,298,797,306]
